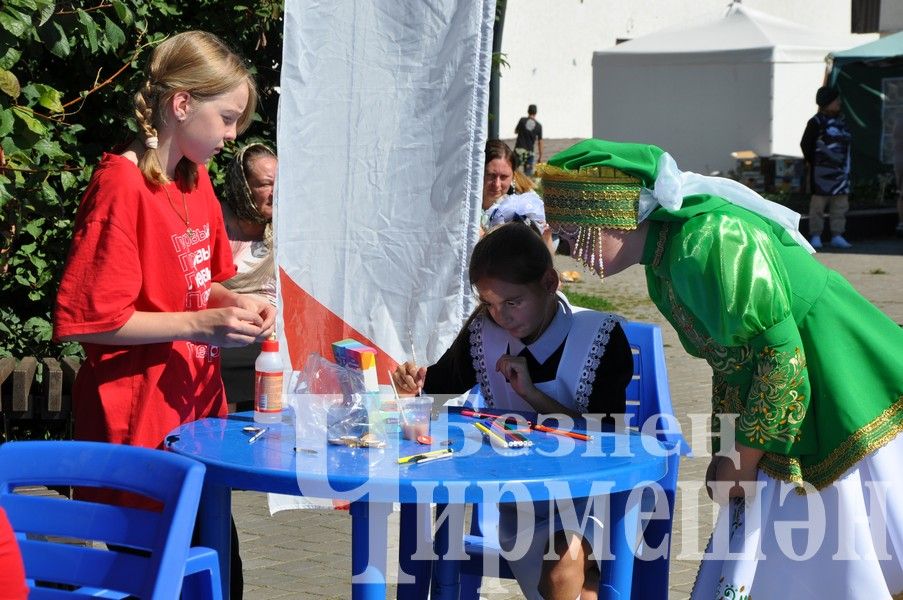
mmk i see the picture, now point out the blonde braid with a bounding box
[134,81,166,185]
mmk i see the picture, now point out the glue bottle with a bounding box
[254,334,284,424]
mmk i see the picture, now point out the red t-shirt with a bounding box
[54,154,237,451]
[0,507,27,599]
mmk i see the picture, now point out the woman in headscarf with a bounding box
[220,142,277,306]
[219,142,278,410]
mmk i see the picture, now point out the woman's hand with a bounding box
[57,272,277,347]
[705,456,724,502]
[206,283,276,343]
[392,361,426,396]
[60,306,269,348]
[705,444,765,502]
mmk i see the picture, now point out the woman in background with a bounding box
[482,139,556,253]
[219,142,278,411]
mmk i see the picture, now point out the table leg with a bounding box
[350,499,390,600]
[198,481,232,600]
[397,502,432,600]
[599,489,640,600]
[430,502,464,600]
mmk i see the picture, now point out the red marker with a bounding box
[532,424,592,441]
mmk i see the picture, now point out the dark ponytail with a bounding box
[469,221,552,287]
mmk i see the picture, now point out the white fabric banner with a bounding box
[275,0,495,376]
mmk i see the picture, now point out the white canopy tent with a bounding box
[592,4,862,175]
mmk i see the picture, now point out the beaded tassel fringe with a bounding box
[559,225,604,279]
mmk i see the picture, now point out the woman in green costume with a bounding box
[539,139,903,599]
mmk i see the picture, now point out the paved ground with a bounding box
[234,235,903,599]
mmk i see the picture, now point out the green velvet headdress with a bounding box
[537,139,665,275]
[538,138,814,276]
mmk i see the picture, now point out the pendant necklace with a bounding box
[163,184,193,236]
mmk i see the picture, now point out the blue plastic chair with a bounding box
[457,320,691,599]
[0,440,222,600]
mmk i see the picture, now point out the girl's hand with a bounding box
[495,354,535,398]
[192,307,271,348]
[231,295,276,341]
[392,362,426,396]
[494,354,580,417]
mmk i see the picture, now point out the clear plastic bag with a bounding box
[288,353,387,448]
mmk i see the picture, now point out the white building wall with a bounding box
[879,1,903,33]
[500,0,870,140]
[771,62,831,158]
[593,59,773,174]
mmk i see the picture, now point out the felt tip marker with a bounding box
[408,452,454,465]
[397,448,452,464]
[531,424,592,441]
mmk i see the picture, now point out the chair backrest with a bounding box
[622,321,691,455]
[0,440,206,600]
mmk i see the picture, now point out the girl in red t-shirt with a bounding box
[53,31,275,598]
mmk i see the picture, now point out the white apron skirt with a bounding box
[692,432,903,599]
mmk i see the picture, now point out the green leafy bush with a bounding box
[0,0,284,359]
[560,287,617,313]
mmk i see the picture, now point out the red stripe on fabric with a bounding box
[278,267,398,380]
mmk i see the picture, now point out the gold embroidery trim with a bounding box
[536,163,642,184]
[537,164,643,229]
[544,196,639,228]
[758,453,805,488]
[711,375,742,444]
[759,395,903,492]
[664,281,752,374]
[738,346,807,447]
[652,222,669,268]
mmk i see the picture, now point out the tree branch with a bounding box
[60,36,153,111]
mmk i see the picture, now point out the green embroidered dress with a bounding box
[642,195,903,490]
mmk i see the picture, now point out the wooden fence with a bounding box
[0,356,80,441]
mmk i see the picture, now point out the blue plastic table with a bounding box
[166,409,668,600]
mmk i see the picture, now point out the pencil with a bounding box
[532,424,593,441]
[461,409,514,421]
[474,422,509,447]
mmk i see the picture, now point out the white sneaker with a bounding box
[809,235,822,249]
[830,235,852,249]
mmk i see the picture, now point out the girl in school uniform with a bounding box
[393,221,634,600]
